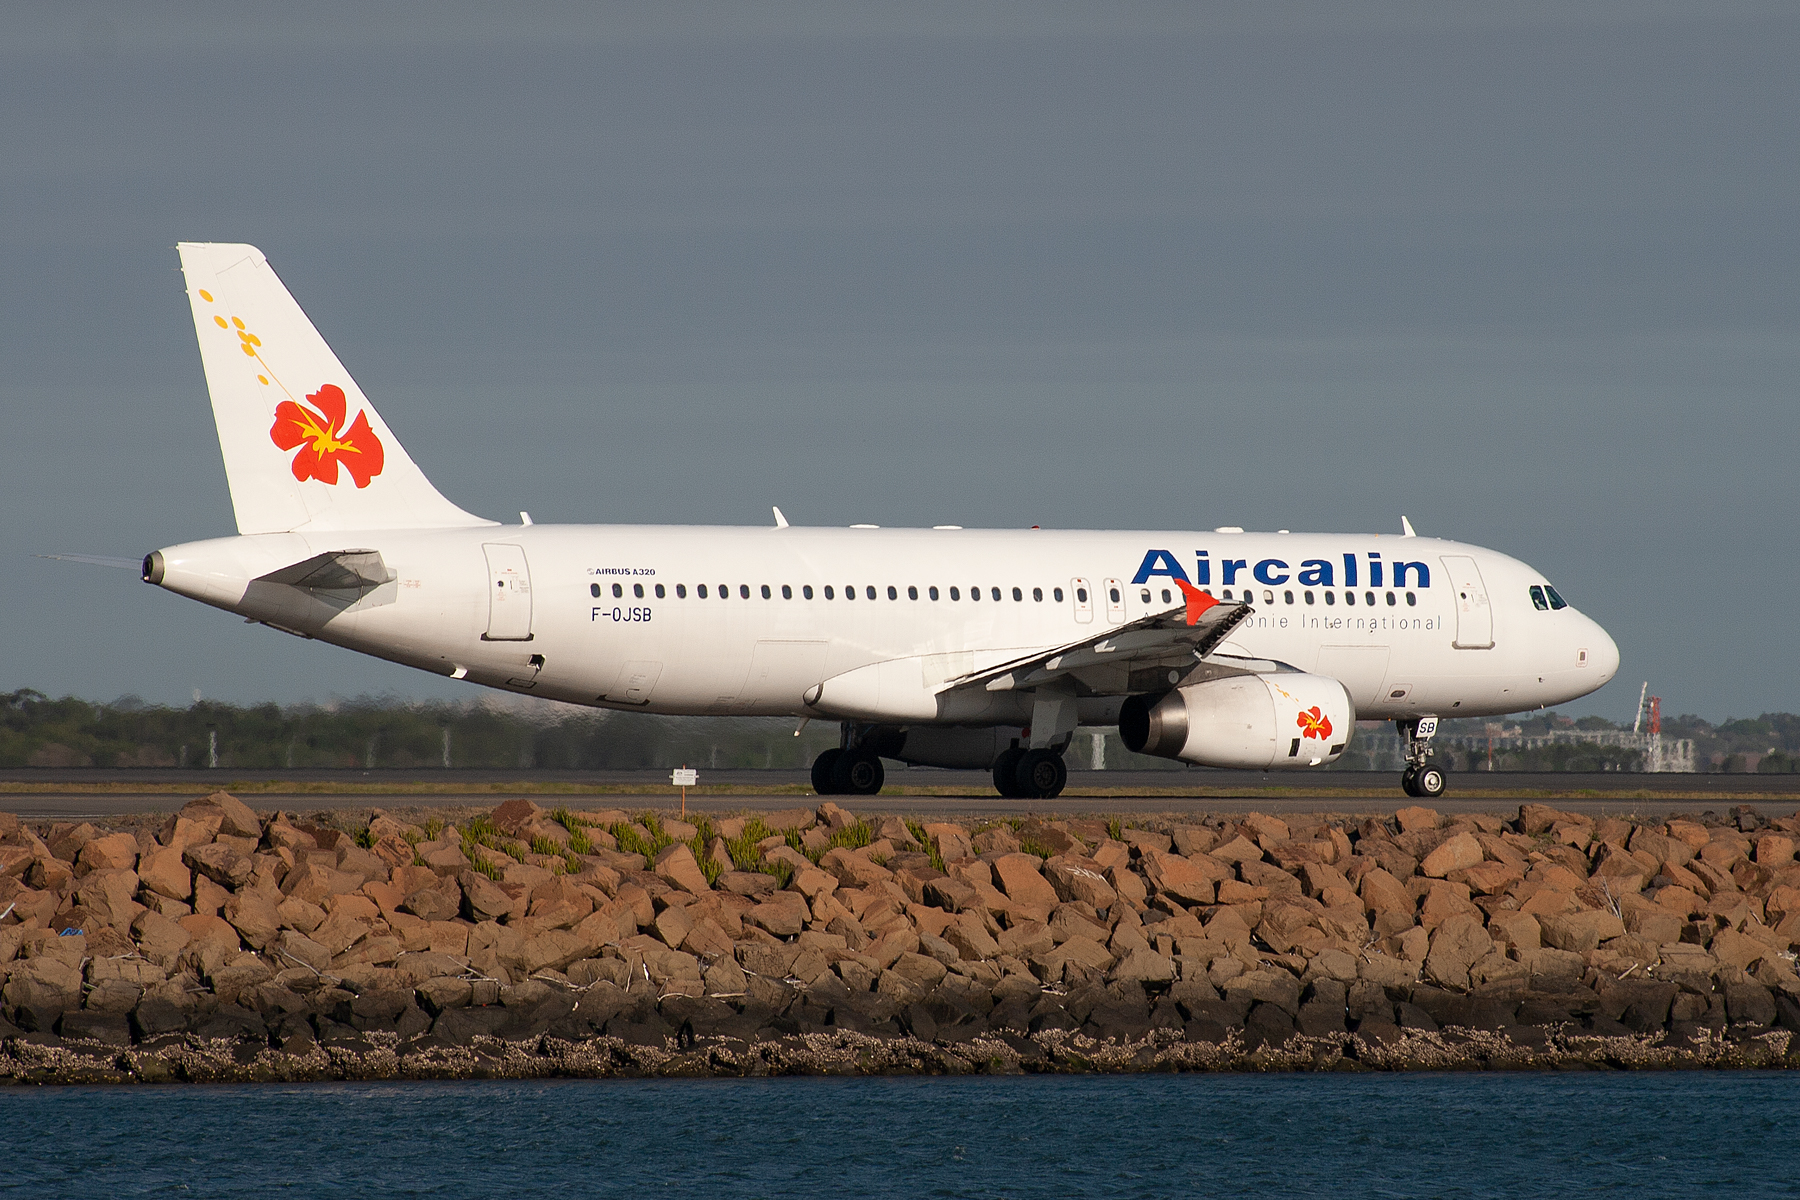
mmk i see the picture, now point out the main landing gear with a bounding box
[992,746,1068,800]
[811,747,885,796]
[1397,716,1447,799]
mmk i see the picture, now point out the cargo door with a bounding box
[482,543,533,641]
[606,660,662,705]
[1441,554,1495,649]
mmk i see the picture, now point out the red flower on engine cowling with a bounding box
[1297,706,1332,740]
[270,384,385,487]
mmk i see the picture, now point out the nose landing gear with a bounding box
[1397,716,1447,798]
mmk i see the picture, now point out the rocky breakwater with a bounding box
[1,793,1799,1083]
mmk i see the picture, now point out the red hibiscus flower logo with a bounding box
[1296,706,1333,740]
[270,384,385,487]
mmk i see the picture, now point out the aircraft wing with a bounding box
[939,581,1258,697]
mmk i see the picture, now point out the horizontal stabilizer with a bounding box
[38,554,142,571]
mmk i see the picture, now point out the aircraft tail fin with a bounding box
[176,242,493,535]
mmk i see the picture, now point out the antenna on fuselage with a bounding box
[772,506,790,529]
[1400,515,1417,538]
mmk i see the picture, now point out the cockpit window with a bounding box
[1544,585,1568,610]
[1529,585,1549,611]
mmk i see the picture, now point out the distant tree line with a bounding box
[2,688,1796,773]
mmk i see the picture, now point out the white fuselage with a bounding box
[149,524,1620,728]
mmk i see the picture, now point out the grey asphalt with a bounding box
[3,768,1794,823]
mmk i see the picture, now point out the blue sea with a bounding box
[1,1072,1793,1198]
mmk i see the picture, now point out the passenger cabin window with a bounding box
[1161,589,1172,603]
[760,585,771,599]
[1365,591,1375,606]
[655,584,665,599]
[867,586,877,600]
[888,586,899,600]
[1076,588,1088,603]
[1033,587,1043,602]
[971,587,981,602]
[612,583,623,598]
[991,587,1002,601]
[781,585,792,599]
[908,586,919,600]
[697,584,708,598]
[824,585,834,599]
[719,583,729,598]
[845,586,855,601]
[590,583,601,597]
[1140,588,1152,604]
[803,585,813,599]
[929,586,939,600]
[1545,586,1568,610]
[676,584,687,598]
[1014,587,1024,601]
[1222,589,1233,600]
[1264,590,1274,604]
[950,587,960,600]
[1405,592,1417,606]
[1304,591,1314,605]
[1385,591,1395,606]
[1325,592,1335,606]
[1053,587,1064,602]
[1284,590,1294,604]
[1345,592,1356,606]
[634,583,644,598]
[1108,587,1121,603]
[740,584,751,599]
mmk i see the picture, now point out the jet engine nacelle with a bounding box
[1118,673,1354,769]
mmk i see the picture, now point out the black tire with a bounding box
[1015,749,1067,799]
[1400,766,1420,797]
[833,752,884,795]
[1415,764,1447,799]
[992,747,1025,798]
[811,749,842,795]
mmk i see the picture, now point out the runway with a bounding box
[2,768,1795,823]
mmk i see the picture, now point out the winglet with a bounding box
[1401,515,1417,538]
[772,506,790,529]
[1174,579,1219,626]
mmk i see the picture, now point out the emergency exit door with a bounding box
[483,544,534,641]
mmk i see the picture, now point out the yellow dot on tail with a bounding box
[241,343,256,355]
[258,375,269,384]
[198,289,214,302]
[213,316,228,328]
[247,334,261,346]
[232,317,245,329]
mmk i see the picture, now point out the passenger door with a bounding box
[482,544,533,641]
[1440,554,1494,649]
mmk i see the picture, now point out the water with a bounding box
[1,1072,1793,1198]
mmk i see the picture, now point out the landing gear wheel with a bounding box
[811,748,843,795]
[1400,766,1419,797]
[832,752,884,796]
[1014,749,1067,800]
[1414,764,1447,799]
[992,747,1026,798]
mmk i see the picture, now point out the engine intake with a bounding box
[1119,673,1353,769]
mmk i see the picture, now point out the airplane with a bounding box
[140,242,1621,801]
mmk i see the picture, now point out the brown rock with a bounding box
[1394,806,1442,833]
[1423,911,1494,990]
[748,891,809,937]
[222,890,284,950]
[1538,909,1626,953]
[311,907,373,956]
[1240,813,1292,844]
[763,808,817,832]
[130,909,192,969]
[653,843,711,894]
[922,823,973,863]
[1711,927,1773,970]
[1119,827,1173,855]
[1358,868,1414,916]
[490,798,545,836]
[1420,831,1483,878]
[275,928,332,973]
[282,861,366,905]
[186,791,263,839]
[1111,948,1177,984]
[942,916,1000,961]
[1107,864,1148,908]
[73,869,144,931]
[183,841,252,889]
[1043,860,1118,909]
[990,853,1059,910]
[1139,851,1216,905]
[458,871,515,922]
[1210,835,1264,865]
[77,832,139,874]
[1450,860,1523,896]
[176,913,242,962]
[136,846,193,901]
[2,956,83,1011]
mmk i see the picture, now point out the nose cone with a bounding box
[1589,615,1620,685]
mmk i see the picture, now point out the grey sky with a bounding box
[5,2,1795,722]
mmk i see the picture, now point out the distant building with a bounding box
[1443,723,1695,772]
